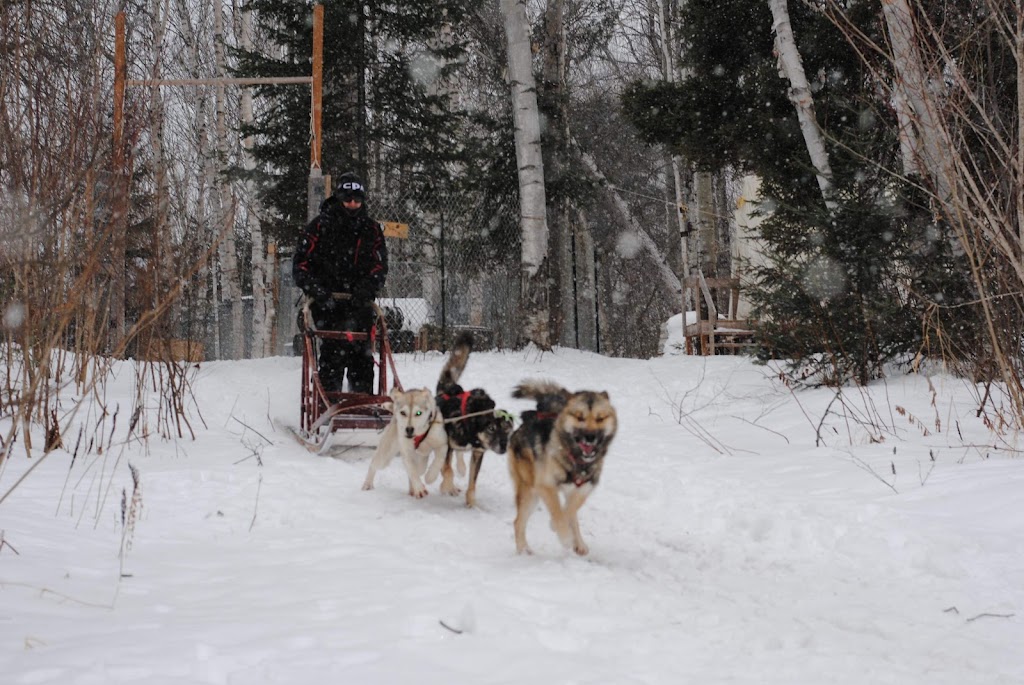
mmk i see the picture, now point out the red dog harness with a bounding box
[440,391,472,416]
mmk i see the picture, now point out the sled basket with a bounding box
[297,299,403,451]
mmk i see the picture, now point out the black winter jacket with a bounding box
[292,196,388,303]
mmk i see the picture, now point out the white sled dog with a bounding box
[361,387,448,498]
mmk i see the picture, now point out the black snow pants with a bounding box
[313,299,375,394]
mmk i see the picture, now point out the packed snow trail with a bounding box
[2,348,1022,683]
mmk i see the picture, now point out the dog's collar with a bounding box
[412,410,438,448]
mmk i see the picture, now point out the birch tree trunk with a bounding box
[891,85,919,175]
[822,0,1024,422]
[768,0,837,211]
[175,0,213,351]
[500,0,550,347]
[214,0,243,359]
[203,84,221,358]
[653,0,698,324]
[234,0,271,357]
[657,0,691,285]
[880,0,953,203]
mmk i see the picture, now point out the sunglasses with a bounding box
[341,196,363,204]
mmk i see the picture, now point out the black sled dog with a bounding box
[425,332,514,507]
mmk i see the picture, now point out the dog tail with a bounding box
[437,331,474,393]
[512,380,570,414]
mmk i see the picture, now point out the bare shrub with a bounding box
[819,0,1024,428]
[1,2,202,483]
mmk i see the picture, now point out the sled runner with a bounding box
[296,297,402,452]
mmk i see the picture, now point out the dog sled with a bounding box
[295,296,402,453]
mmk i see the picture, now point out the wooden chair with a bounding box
[683,273,755,355]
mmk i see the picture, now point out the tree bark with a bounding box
[149,0,171,338]
[693,170,717,276]
[174,0,214,352]
[214,0,243,359]
[234,0,271,357]
[768,0,836,210]
[880,0,953,203]
[109,13,128,350]
[657,0,693,299]
[541,0,570,346]
[500,0,550,347]
[572,206,598,351]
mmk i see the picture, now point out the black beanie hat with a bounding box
[337,172,366,202]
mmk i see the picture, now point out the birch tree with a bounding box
[767,0,836,211]
[879,0,953,202]
[614,0,715,294]
[820,0,1024,416]
[500,0,550,347]
[172,0,217,356]
[213,0,243,359]
[233,0,272,357]
[657,0,691,283]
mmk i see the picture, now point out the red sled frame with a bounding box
[297,303,403,452]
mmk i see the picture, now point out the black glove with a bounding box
[307,285,335,310]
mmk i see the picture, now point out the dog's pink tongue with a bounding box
[579,441,595,455]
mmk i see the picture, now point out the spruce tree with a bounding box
[234,0,484,242]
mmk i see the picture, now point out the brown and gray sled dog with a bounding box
[361,387,447,498]
[425,332,514,506]
[507,381,617,555]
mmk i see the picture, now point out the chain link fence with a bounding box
[198,175,677,361]
[274,182,521,357]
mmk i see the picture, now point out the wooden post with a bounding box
[110,12,128,345]
[307,5,326,222]
[114,7,324,356]
[114,14,125,166]
[311,4,323,169]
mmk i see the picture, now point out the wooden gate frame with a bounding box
[111,5,326,358]
[113,5,324,171]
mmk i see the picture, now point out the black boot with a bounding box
[347,361,374,394]
[318,340,345,393]
[319,368,344,394]
[346,343,375,394]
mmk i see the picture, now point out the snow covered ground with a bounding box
[2,324,1023,684]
